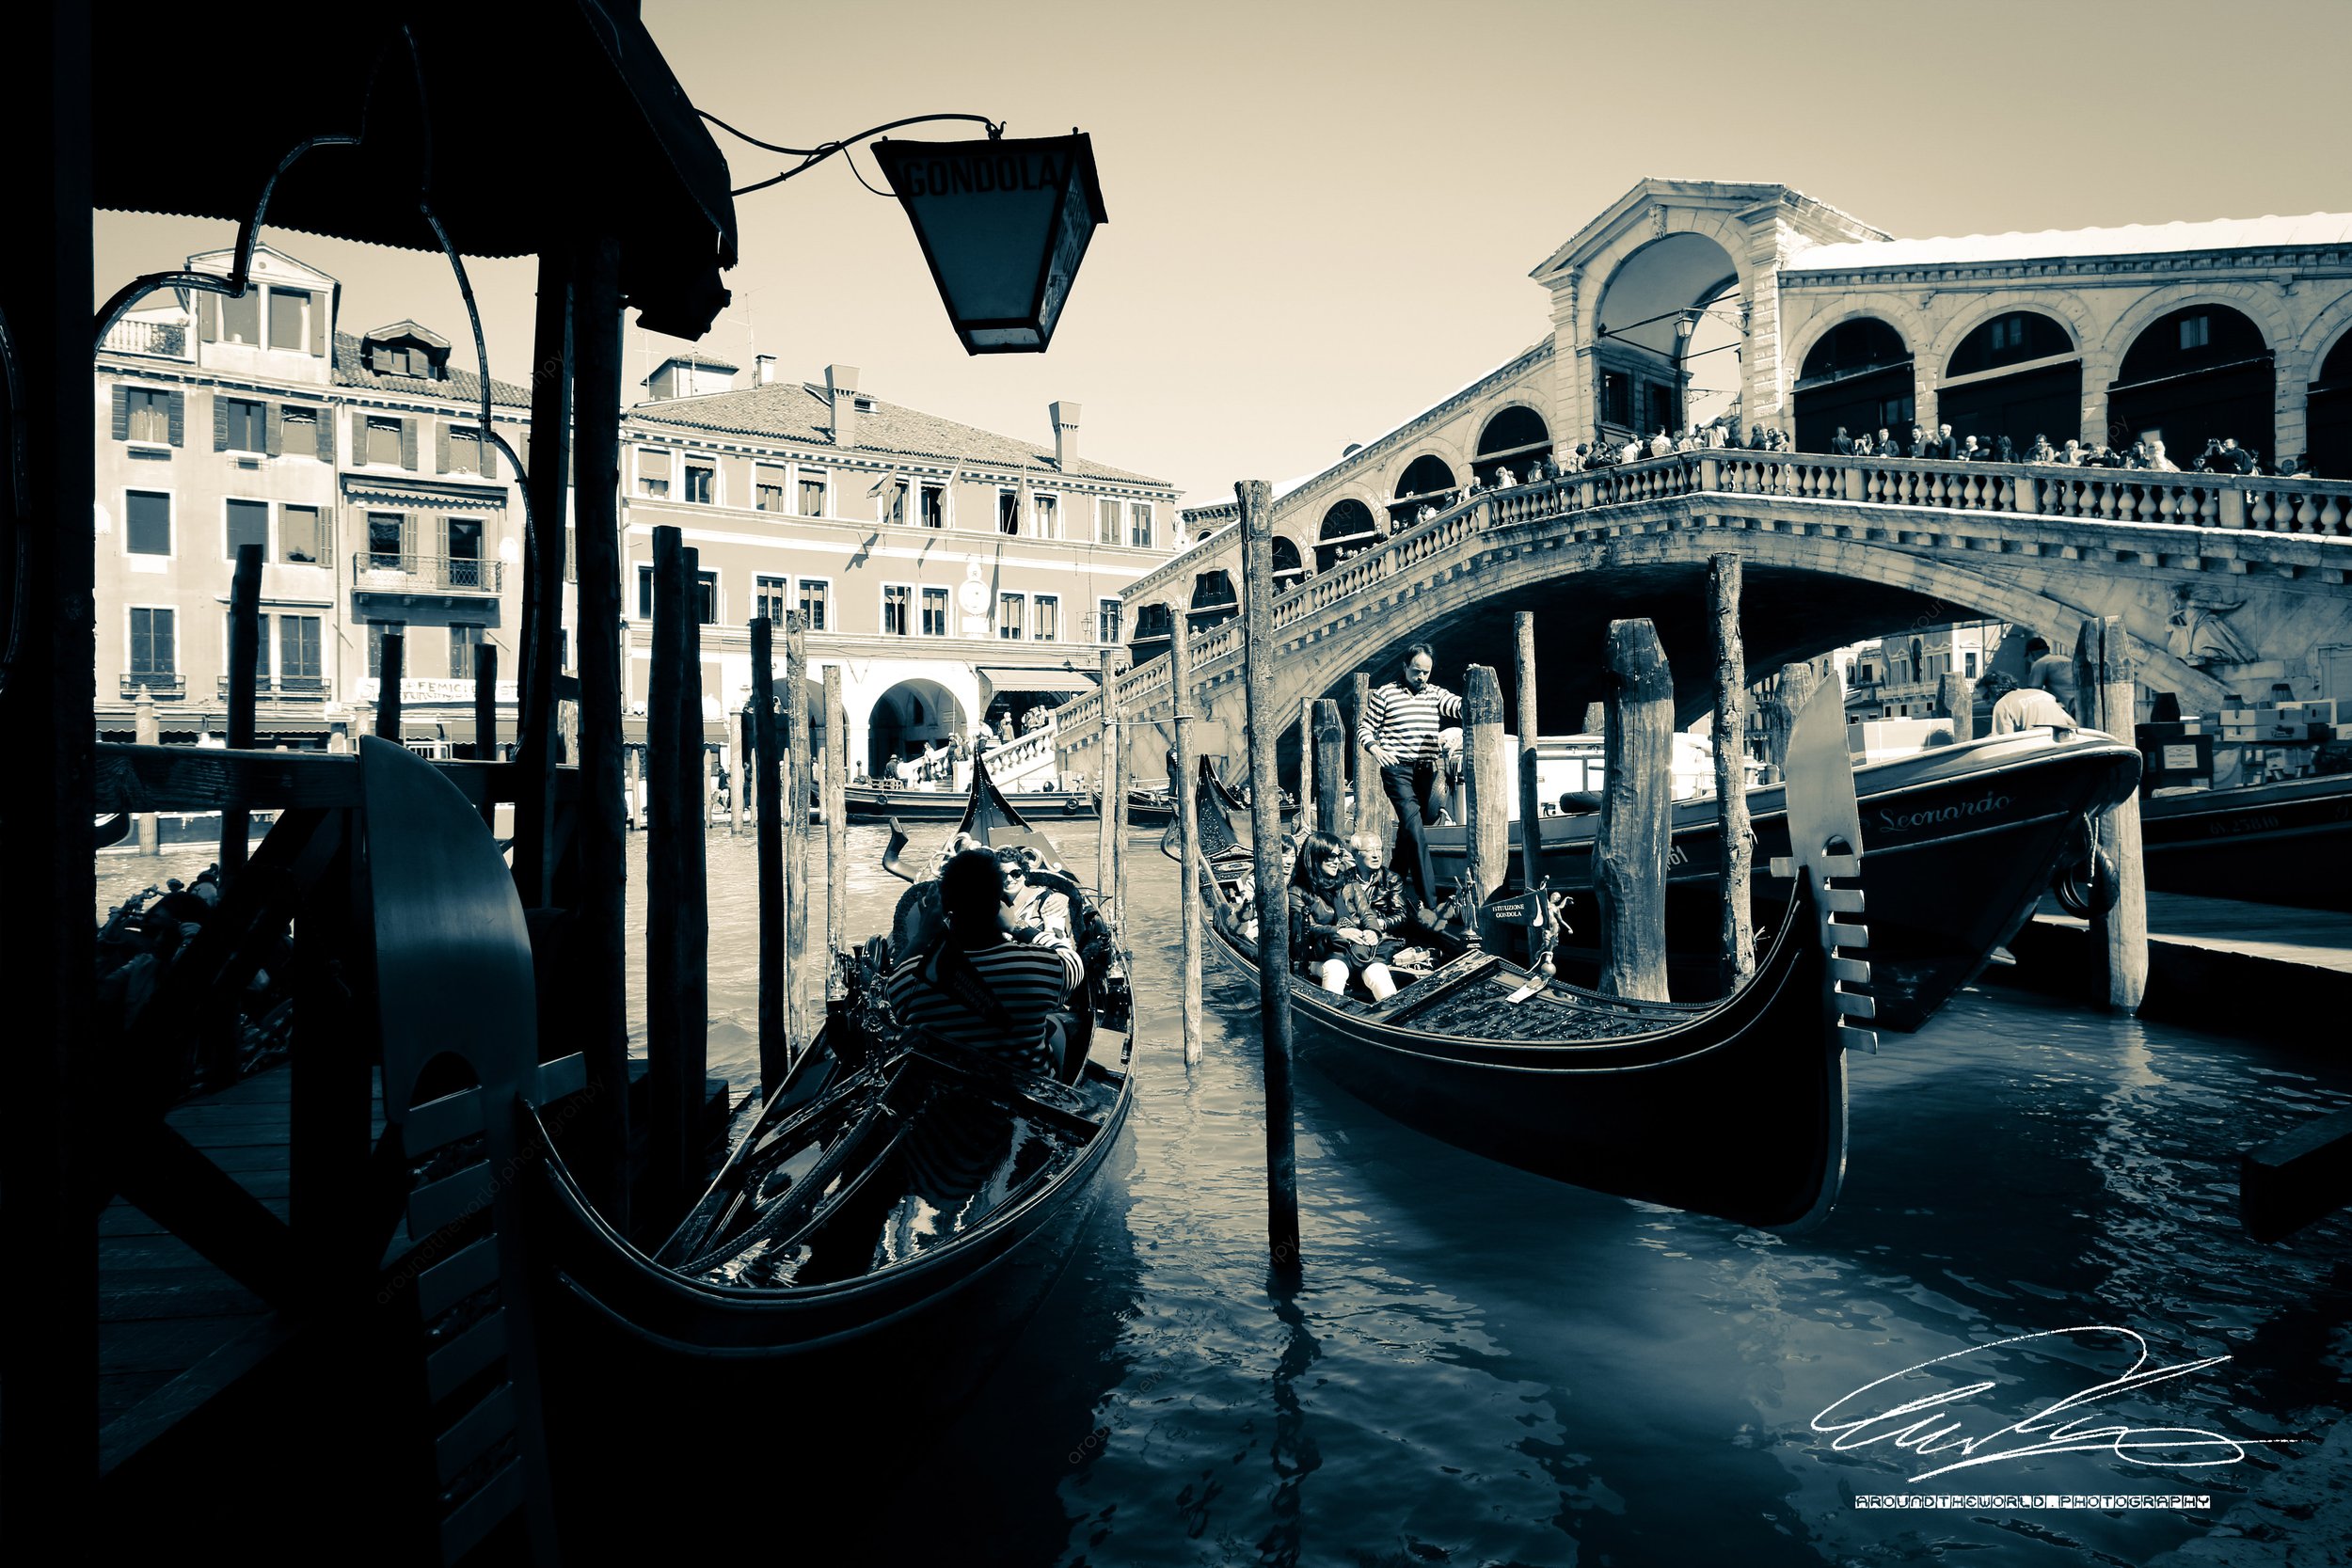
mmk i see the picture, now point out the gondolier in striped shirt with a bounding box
[1358,642,1463,901]
[887,847,1084,1074]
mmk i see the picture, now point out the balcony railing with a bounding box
[351,553,503,594]
[119,673,185,700]
[102,318,191,359]
[215,674,329,700]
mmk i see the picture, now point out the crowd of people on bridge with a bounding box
[1819,423,2307,478]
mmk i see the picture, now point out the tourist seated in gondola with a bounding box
[1000,844,1073,945]
[886,848,1084,1074]
[1350,832,1443,970]
[1289,830,1399,1001]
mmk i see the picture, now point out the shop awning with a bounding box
[978,668,1100,694]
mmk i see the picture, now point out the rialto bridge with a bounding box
[1052,450,2352,784]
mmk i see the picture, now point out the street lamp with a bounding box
[871,132,1109,355]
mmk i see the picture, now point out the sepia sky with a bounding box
[96,0,2352,506]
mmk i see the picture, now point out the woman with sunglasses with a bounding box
[1288,829,1398,1001]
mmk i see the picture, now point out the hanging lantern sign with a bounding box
[870,133,1108,355]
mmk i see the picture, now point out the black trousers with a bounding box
[1380,760,1441,902]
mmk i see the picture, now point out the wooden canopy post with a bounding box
[1237,481,1303,1279]
[785,611,812,1054]
[1936,671,1977,740]
[569,232,630,1225]
[1460,665,1510,952]
[1708,555,1754,991]
[823,663,849,1003]
[1297,695,1316,836]
[1581,700,1606,735]
[1513,611,1545,893]
[374,633,405,740]
[1312,700,1345,831]
[1597,618,1673,1002]
[1098,648,1122,905]
[2077,615,2148,1011]
[1169,604,1204,1066]
[512,245,572,908]
[473,644,500,831]
[222,542,262,879]
[1353,670,1391,847]
[752,617,785,1095]
[644,528,707,1225]
[134,691,160,853]
[1765,661,1815,781]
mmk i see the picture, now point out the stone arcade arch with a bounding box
[1793,316,1913,452]
[1592,232,1743,444]
[1318,498,1381,572]
[866,676,967,775]
[1188,568,1239,633]
[1473,404,1552,484]
[1270,533,1307,588]
[1939,309,2080,451]
[2109,303,2275,465]
[2309,328,2352,479]
[1389,455,1456,528]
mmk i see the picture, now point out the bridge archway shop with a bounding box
[2109,302,2276,462]
[1318,498,1382,573]
[1938,309,2080,451]
[1793,316,1913,452]
[866,676,969,773]
[1473,404,1553,484]
[1389,454,1458,529]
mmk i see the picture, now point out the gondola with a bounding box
[1187,692,1872,1232]
[2127,770,2352,912]
[1422,726,2140,1030]
[839,773,1099,823]
[531,752,1135,1357]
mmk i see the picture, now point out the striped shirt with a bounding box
[1359,680,1464,766]
[886,938,1084,1072]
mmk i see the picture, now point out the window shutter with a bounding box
[111,386,130,442]
[402,513,417,559]
[314,407,336,462]
[401,417,420,471]
[213,393,229,451]
[350,407,367,465]
[310,293,326,356]
[481,431,498,481]
[436,422,450,474]
[167,391,185,448]
[197,293,218,341]
[264,403,283,457]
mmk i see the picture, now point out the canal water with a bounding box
[101,827,2352,1565]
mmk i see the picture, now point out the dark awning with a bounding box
[92,2,736,339]
[978,667,1100,694]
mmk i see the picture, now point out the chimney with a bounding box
[1050,400,1080,469]
[826,364,860,448]
[755,354,778,386]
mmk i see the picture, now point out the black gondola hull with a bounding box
[2137,772,2352,911]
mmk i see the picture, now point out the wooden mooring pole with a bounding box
[1298,695,1316,836]
[729,706,746,838]
[645,528,707,1224]
[374,632,405,740]
[1237,480,1303,1278]
[473,644,500,832]
[785,611,812,1054]
[1353,670,1391,848]
[752,617,785,1095]
[1708,556,1754,991]
[1765,662,1814,782]
[1312,700,1345,835]
[1597,618,1673,1002]
[2077,615,2148,1011]
[1513,612,1545,893]
[1936,671,1977,740]
[1098,648,1122,907]
[221,542,262,879]
[824,663,849,1005]
[1170,606,1204,1066]
[512,242,572,908]
[134,690,159,853]
[1460,666,1509,952]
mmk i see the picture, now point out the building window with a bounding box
[1031,493,1059,540]
[638,449,670,498]
[366,417,404,467]
[882,583,911,637]
[280,504,323,564]
[1097,598,1121,644]
[1645,382,1675,436]
[1964,651,1979,678]
[797,468,827,517]
[222,397,265,452]
[997,490,1020,535]
[129,607,176,677]
[997,592,1025,641]
[683,463,714,505]
[367,620,405,678]
[124,388,172,444]
[449,624,485,679]
[446,516,484,588]
[368,512,405,569]
[1602,371,1631,428]
[755,466,786,512]
[448,426,485,475]
[221,610,270,689]
[755,574,787,625]
[125,490,172,556]
[225,498,269,560]
[2180,313,2210,352]
[1876,393,1915,430]
[696,570,718,625]
[220,290,261,345]
[921,586,949,637]
[281,404,319,454]
[1992,315,2027,356]
[1128,501,1153,548]
[1097,497,1120,545]
[280,615,322,685]
[919,483,946,529]
[636,564,654,620]
[882,481,908,527]
[797,579,828,632]
[1034,594,1059,642]
[267,288,310,351]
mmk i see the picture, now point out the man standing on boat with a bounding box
[887,848,1083,1074]
[1359,642,1464,902]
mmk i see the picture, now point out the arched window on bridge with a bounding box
[2109,305,2274,466]
[2308,329,2352,480]
[1188,569,1239,635]
[1474,405,1552,485]
[1591,231,1744,445]
[1128,601,1173,666]
[1388,456,1456,530]
[1319,498,1382,572]
[1270,534,1307,589]
[1794,318,1913,453]
[1939,311,2080,451]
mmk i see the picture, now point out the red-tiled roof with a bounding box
[331,331,532,410]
